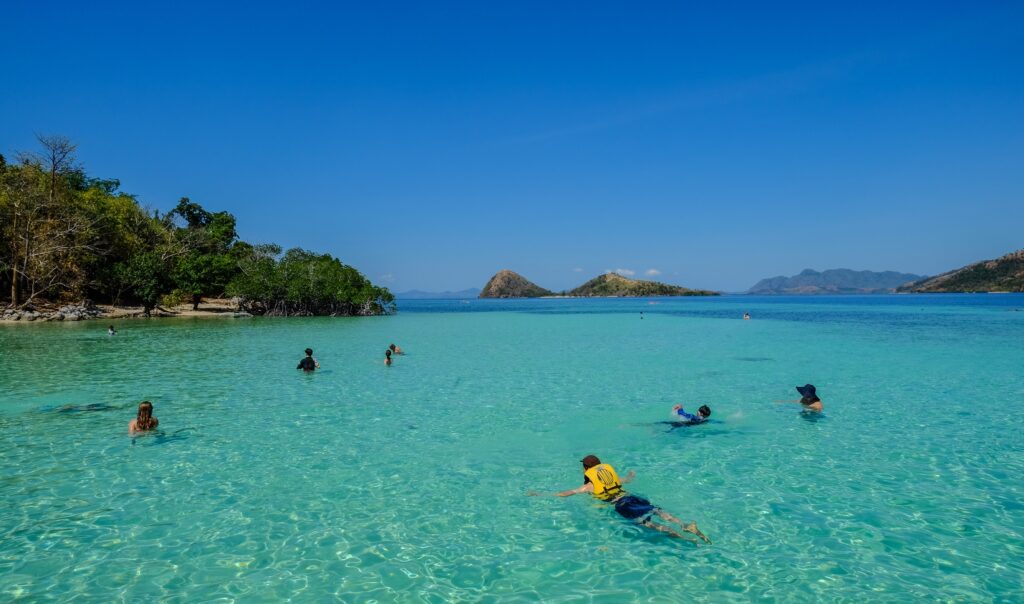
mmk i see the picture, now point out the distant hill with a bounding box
[396,288,480,299]
[897,249,1024,293]
[478,270,553,298]
[748,268,924,295]
[568,273,718,297]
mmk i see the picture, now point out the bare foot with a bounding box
[686,522,711,544]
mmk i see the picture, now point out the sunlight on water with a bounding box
[1,295,1023,601]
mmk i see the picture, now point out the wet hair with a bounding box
[581,454,601,469]
[389,344,396,351]
[698,405,711,418]
[385,349,392,357]
[136,401,156,431]
[801,395,820,405]
[305,348,313,356]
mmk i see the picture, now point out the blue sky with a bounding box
[2,1,1022,292]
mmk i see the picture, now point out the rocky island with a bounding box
[567,273,717,297]
[897,249,1024,293]
[479,270,554,298]
[478,270,717,298]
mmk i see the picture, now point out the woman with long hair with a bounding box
[129,401,159,433]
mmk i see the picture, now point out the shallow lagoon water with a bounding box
[1,295,1023,601]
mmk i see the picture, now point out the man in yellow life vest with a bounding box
[528,455,710,545]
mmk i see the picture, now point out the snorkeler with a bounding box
[389,343,404,355]
[528,455,710,545]
[128,401,159,433]
[297,348,320,372]
[776,384,823,412]
[671,404,711,425]
[385,349,392,366]
[108,325,117,335]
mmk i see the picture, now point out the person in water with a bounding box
[108,325,117,335]
[777,384,824,412]
[671,404,711,425]
[389,343,404,355]
[743,312,750,320]
[129,401,158,433]
[297,348,320,372]
[528,455,710,544]
[385,349,393,366]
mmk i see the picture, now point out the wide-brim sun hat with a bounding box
[796,384,817,398]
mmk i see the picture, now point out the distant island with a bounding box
[567,273,717,297]
[897,249,1024,293]
[478,269,717,298]
[748,268,924,295]
[396,288,481,300]
[479,270,554,298]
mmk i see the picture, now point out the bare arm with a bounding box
[527,483,594,497]
[620,470,637,484]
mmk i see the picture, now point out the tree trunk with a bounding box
[9,266,16,306]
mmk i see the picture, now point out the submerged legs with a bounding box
[654,509,711,544]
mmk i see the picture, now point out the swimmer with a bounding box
[527,455,710,545]
[385,348,392,366]
[776,384,824,412]
[389,343,404,355]
[297,348,320,372]
[128,401,158,433]
[671,404,711,425]
[108,325,117,335]
[743,312,750,320]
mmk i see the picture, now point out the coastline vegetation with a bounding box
[0,136,394,316]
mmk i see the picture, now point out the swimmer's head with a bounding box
[137,401,153,418]
[385,349,392,358]
[580,455,601,469]
[305,348,313,356]
[698,405,711,418]
[389,344,396,351]
[796,384,820,403]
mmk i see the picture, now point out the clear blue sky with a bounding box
[2,1,1022,292]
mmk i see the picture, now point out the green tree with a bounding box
[167,197,239,309]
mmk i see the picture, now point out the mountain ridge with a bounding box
[748,268,924,294]
[396,288,480,300]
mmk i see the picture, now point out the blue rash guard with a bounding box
[674,407,706,424]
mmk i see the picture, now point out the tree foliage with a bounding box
[228,246,395,316]
[0,137,393,316]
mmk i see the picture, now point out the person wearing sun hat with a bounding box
[776,384,824,412]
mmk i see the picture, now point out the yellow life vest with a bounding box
[584,464,623,500]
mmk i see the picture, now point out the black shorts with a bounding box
[614,495,657,520]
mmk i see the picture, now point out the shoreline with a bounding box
[0,299,251,323]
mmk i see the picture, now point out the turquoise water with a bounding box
[2,295,1023,601]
